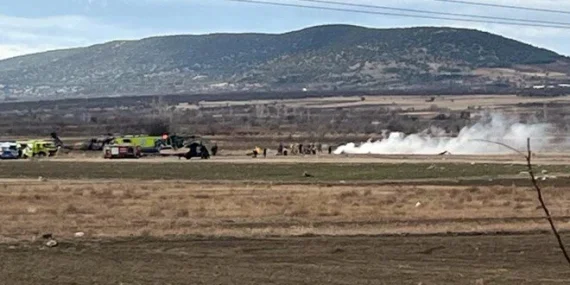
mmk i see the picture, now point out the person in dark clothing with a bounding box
[211,144,218,156]
[277,143,284,155]
[328,145,333,154]
[298,144,303,155]
[263,148,267,158]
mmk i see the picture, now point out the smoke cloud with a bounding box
[334,113,554,155]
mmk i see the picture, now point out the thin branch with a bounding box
[525,138,570,265]
[469,139,527,158]
[476,138,570,265]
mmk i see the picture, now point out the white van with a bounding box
[0,142,20,159]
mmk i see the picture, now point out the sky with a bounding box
[1,0,569,60]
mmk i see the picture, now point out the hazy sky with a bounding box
[1,0,569,59]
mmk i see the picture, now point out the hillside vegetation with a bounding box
[0,24,568,99]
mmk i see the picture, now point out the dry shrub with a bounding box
[413,188,427,195]
[380,195,398,205]
[193,194,211,199]
[449,190,460,199]
[173,183,185,189]
[83,185,95,193]
[123,189,134,199]
[514,195,531,203]
[44,208,58,216]
[466,186,480,194]
[17,194,28,201]
[339,190,359,200]
[514,203,525,209]
[139,229,152,237]
[392,209,407,216]
[443,200,462,210]
[93,188,114,199]
[148,203,164,217]
[61,204,80,215]
[476,191,497,203]
[175,208,189,218]
[287,208,310,217]
[494,187,513,195]
[194,203,207,218]
[317,209,341,217]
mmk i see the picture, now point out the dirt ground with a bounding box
[2,234,570,284]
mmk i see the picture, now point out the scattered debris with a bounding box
[332,247,345,254]
[302,171,314,178]
[417,245,445,255]
[45,239,58,248]
[37,176,47,182]
[415,201,422,207]
[26,207,37,214]
[74,232,85,238]
[427,164,436,170]
[438,150,451,156]
[541,169,548,174]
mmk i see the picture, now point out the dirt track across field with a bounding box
[2,233,570,284]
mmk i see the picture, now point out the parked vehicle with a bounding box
[103,144,142,159]
[112,134,191,154]
[20,140,59,158]
[0,142,20,159]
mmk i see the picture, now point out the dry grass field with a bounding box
[2,180,570,241]
[2,170,570,284]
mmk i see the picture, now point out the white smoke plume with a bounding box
[334,113,554,155]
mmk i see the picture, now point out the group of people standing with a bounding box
[277,142,333,156]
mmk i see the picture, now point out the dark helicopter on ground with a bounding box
[158,137,214,159]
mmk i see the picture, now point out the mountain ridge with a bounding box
[0,24,568,99]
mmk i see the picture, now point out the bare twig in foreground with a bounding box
[475,138,570,265]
